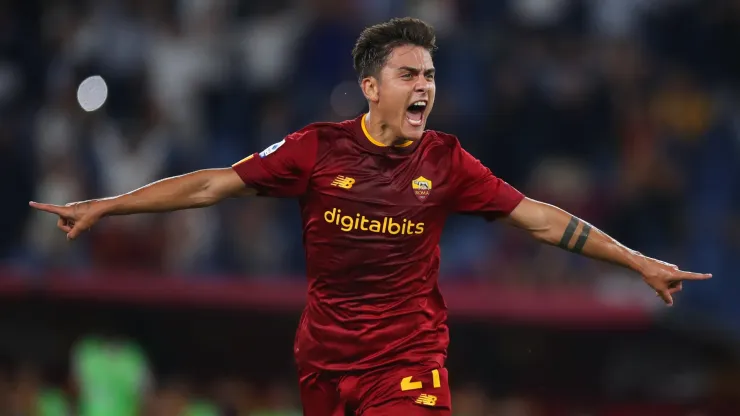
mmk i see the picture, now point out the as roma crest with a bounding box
[412,176,432,201]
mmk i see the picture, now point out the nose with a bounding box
[414,79,431,93]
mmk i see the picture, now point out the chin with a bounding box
[402,131,424,141]
[401,120,425,141]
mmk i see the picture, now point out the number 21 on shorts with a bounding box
[400,369,442,391]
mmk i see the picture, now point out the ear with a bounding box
[361,76,380,103]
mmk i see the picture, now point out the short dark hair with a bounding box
[352,17,437,82]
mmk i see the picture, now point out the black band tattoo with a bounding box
[558,217,592,253]
[572,223,592,254]
[558,217,579,249]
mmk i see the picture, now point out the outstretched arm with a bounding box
[30,129,318,241]
[30,168,251,240]
[94,168,252,214]
[504,197,712,305]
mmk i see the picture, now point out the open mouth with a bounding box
[405,100,427,127]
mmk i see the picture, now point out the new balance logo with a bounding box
[331,175,355,189]
[415,394,437,406]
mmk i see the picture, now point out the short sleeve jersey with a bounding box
[232,114,524,372]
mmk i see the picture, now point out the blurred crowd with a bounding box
[0,333,733,416]
[0,361,566,416]
[0,334,306,416]
[1,1,739,318]
[0,358,504,416]
[0,333,548,416]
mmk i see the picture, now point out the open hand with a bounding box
[29,200,105,240]
[637,255,712,306]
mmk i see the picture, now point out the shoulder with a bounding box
[292,118,362,164]
[421,130,462,151]
[416,130,464,164]
[416,130,490,183]
[267,121,350,159]
[292,119,356,144]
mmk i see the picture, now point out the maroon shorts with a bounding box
[298,363,451,416]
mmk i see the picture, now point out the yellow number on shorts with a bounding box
[400,369,442,391]
[400,376,423,391]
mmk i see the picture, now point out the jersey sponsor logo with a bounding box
[324,208,424,235]
[415,394,438,406]
[330,175,355,189]
[259,139,285,158]
[412,176,432,201]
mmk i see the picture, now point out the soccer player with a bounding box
[30,17,711,416]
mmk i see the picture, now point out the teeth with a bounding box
[412,101,426,107]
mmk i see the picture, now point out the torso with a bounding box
[294,116,459,372]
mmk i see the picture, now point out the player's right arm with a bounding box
[30,129,318,240]
[29,168,251,240]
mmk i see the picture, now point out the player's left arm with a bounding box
[503,198,712,305]
[447,139,711,306]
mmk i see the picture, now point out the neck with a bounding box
[364,111,405,147]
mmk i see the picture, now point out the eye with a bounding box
[425,73,435,80]
[401,73,413,80]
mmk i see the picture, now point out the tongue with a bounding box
[406,110,423,122]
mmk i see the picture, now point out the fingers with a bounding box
[29,201,68,216]
[646,261,711,306]
[67,220,91,240]
[675,270,713,280]
[56,218,73,233]
[32,201,97,241]
[667,283,682,295]
[67,224,83,240]
[656,290,674,306]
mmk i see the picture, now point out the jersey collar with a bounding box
[354,113,420,155]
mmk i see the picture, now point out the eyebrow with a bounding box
[397,66,436,76]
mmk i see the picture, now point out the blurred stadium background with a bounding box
[1,0,739,414]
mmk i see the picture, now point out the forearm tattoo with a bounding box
[558,217,592,254]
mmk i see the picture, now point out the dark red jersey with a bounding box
[232,114,524,372]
